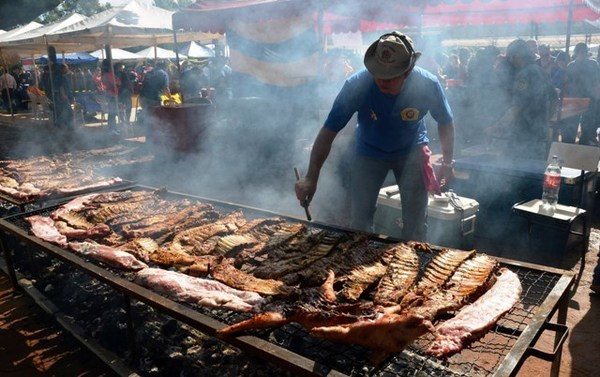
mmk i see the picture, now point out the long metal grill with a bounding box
[0,189,572,377]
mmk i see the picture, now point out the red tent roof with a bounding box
[173,0,600,34]
[422,0,600,27]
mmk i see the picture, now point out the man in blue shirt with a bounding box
[295,31,455,241]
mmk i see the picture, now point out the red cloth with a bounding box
[420,144,441,195]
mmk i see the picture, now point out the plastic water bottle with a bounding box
[541,155,561,214]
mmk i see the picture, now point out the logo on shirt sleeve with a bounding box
[401,108,419,121]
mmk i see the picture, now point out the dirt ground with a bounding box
[0,273,118,376]
[515,227,600,377]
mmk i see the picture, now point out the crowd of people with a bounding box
[423,39,600,156]
[0,39,598,150]
[0,55,233,136]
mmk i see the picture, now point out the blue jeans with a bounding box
[107,96,118,131]
[350,147,428,241]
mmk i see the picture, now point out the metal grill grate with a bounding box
[0,190,570,377]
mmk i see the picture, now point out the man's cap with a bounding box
[506,39,535,62]
[364,31,421,79]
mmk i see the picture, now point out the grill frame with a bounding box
[0,179,137,216]
[0,186,575,377]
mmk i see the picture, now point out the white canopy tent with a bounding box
[1,14,87,44]
[0,21,43,43]
[90,47,142,60]
[0,0,220,56]
[178,41,214,58]
[137,46,185,60]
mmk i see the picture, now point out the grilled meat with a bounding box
[310,312,435,366]
[119,237,160,263]
[252,230,344,279]
[277,233,370,287]
[179,255,221,277]
[211,258,298,297]
[426,268,522,358]
[400,248,476,309]
[26,215,68,247]
[69,240,148,271]
[135,268,266,312]
[373,243,420,306]
[408,254,498,319]
[159,210,246,259]
[320,270,337,303]
[54,221,111,240]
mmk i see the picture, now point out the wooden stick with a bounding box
[294,167,312,221]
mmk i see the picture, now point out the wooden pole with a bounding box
[566,0,575,56]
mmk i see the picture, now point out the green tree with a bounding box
[0,0,60,29]
[37,0,111,24]
[154,0,195,11]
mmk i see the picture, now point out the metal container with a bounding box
[375,187,479,250]
[148,103,216,155]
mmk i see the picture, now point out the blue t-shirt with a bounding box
[324,67,453,160]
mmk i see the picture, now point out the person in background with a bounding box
[138,60,171,133]
[486,39,556,159]
[564,42,600,145]
[536,44,559,80]
[295,31,455,241]
[101,60,121,135]
[12,66,31,111]
[526,39,540,60]
[71,67,87,92]
[92,67,104,92]
[40,63,74,129]
[180,62,205,100]
[552,51,569,91]
[114,62,133,127]
[464,46,504,141]
[0,67,17,113]
[457,47,472,81]
[551,51,570,142]
[443,54,460,80]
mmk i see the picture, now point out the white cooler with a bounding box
[374,186,479,250]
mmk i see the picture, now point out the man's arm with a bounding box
[295,127,338,205]
[437,121,455,164]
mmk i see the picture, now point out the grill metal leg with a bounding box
[0,236,19,291]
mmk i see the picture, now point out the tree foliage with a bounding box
[38,0,112,24]
[0,0,60,30]
[0,0,196,30]
[154,0,195,11]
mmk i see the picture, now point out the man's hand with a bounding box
[437,164,454,192]
[295,177,316,208]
